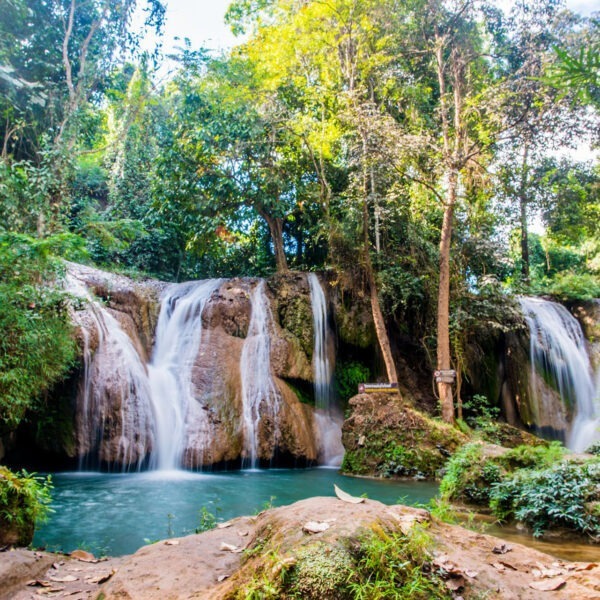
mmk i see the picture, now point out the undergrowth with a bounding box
[439,442,600,538]
[0,466,53,545]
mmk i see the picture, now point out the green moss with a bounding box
[335,295,376,349]
[287,543,355,599]
[440,441,565,506]
[285,380,313,406]
[497,441,564,470]
[279,295,314,358]
[341,447,371,475]
[342,397,466,480]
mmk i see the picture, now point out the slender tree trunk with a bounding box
[520,197,529,282]
[519,144,530,282]
[437,169,458,423]
[365,247,398,384]
[261,211,288,272]
[295,229,303,265]
[361,137,398,384]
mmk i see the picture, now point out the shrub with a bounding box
[497,442,564,471]
[334,360,371,403]
[439,443,503,504]
[585,442,600,456]
[534,272,600,302]
[489,460,600,538]
[0,233,79,431]
[0,466,53,546]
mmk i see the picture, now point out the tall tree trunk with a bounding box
[365,245,398,384]
[261,211,288,272]
[520,197,529,282]
[519,144,530,282]
[437,169,458,424]
[361,137,398,384]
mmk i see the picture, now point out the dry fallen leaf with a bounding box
[217,522,233,529]
[27,580,52,588]
[492,544,512,555]
[164,540,180,546]
[465,570,479,579]
[445,576,465,591]
[85,570,115,585]
[576,563,598,572]
[220,542,242,553]
[529,579,567,591]
[237,530,249,537]
[49,575,78,583]
[36,586,65,595]
[302,521,331,534]
[497,560,517,571]
[491,562,506,572]
[70,549,97,563]
[217,575,229,583]
[334,484,365,504]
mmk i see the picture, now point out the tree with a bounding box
[0,0,165,236]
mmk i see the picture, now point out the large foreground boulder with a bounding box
[8,497,600,599]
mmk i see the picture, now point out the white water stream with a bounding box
[66,271,154,470]
[308,273,344,466]
[239,280,281,468]
[520,297,599,452]
[147,279,223,470]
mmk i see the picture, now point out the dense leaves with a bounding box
[0,234,80,431]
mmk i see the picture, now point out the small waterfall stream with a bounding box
[239,280,281,468]
[520,297,599,452]
[67,272,155,470]
[308,273,344,466]
[147,279,223,470]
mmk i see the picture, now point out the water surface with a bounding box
[34,468,437,556]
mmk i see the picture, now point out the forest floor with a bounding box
[2,497,599,600]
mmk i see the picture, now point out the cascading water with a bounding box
[519,297,599,452]
[147,279,223,470]
[308,273,344,466]
[66,271,155,470]
[239,280,281,468]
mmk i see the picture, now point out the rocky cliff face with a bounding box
[176,277,318,468]
[57,266,324,470]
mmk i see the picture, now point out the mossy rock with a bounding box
[477,421,549,449]
[279,299,314,360]
[334,293,376,349]
[341,393,468,479]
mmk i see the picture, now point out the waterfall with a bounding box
[308,273,344,466]
[147,279,223,470]
[67,272,155,470]
[239,280,280,468]
[308,273,333,411]
[519,297,599,452]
